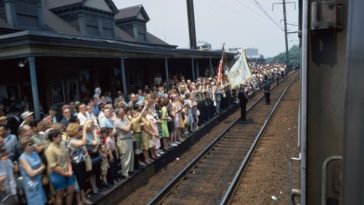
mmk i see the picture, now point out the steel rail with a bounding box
[147,71,298,205]
[219,73,299,205]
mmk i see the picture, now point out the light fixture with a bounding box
[18,59,28,68]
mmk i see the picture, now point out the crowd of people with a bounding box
[0,63,286,205]
[241,62,286,96]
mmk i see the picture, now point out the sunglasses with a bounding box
[27,142,35,147]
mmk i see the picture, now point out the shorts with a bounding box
[50,172,75,191]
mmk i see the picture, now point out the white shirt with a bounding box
[77,112,90,126]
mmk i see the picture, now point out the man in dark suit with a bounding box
[263,75,271,105]
[238,85,248,121]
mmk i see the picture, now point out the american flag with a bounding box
[217,43,225,82]
[217,60,223,82]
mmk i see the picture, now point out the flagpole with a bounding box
[217,43,225,82]
[223,48,230,69]
[218,43,225,71]
[220,43,225,64]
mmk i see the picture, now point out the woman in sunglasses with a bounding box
[18,137,47,205]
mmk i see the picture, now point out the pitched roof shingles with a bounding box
[115,5,149,22]
[47,0,83,10]
[1,0,169,46]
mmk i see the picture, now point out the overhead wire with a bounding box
[207,0,283,30]
[248,0,284,31]
[233,0,266,19]
[210,0,246,16]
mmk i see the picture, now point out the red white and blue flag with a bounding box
[217,43,225,82]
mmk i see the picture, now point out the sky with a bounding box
[114,0,299,58]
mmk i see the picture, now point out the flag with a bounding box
[226,49,252,88]
[217,60,223,82]
[217,43,225,83]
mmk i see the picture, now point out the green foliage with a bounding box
[266,45,300,66]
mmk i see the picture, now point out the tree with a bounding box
[267,45,300,66]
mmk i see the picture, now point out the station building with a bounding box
[0,0,232,119]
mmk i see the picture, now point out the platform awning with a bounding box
[0,31,234,60]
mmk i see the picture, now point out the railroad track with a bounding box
[147,72,298,205]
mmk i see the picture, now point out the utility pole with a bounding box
[273,1,295,68]
[186,0,197,49]
[282,0,290,67]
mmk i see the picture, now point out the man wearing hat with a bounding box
[19,111,33,127]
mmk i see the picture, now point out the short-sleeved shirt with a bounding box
[32,132,50,156]
[146,114,158,135]
[161,106,168,120]
[85,131,100,152]
[68,138,87,163]
[105,137,116,151]
[45,142,70,173]
[98,112,105,123]
[184,99,192,108]
[2,134,17,160]
[77,113,89,126]
[114,117,132,140]
[99,117,114,129]
[131,116,141,133]
[32,133,46,147]
[92,106,100,117]
[0,159,16,196]
[60,117,69,127]
[141,116,152,130]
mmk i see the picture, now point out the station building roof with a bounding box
[0,30,231,60]
[0,0,233,60]
[115,5,150,23]
[47,0,119,14]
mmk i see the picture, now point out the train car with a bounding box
[297,0,364,204]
